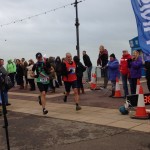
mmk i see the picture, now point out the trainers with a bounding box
[6,103,11,106]
[109,94,113,97]
[76,105,82,111]
[38,96,42,105]
[43,109,48,115]
[63,96,67,103]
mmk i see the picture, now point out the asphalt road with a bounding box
[0,112,150,150]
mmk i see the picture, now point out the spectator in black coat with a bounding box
[55,56,62,86]
[97,45,108,88]
[145,60,150,92]
[82,51,92,82]
[16,59,24,89]
[74,56,86,94]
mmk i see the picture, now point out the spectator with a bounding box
[62,53,81,111]
[120,50,132,98]
[82,50,92,82]
[128,50,142,94]
[62,58,66,63]
[97,45,108,88]
[6,59,16,87]
[24,61,29,89]
[16,59,24,89]
[48,57,57,92]
[145,60,150,92]
[108,54,120,97]
[48,57,56,69]
[21,58,28,89]
[73,56,86,94]
[55,56,62,86]
[49,65,57,93]
[27,59,36,91]
[0,59,11,106]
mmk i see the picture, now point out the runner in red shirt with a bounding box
[62,53,81,111]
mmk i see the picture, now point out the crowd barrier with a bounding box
[83,66,102,82]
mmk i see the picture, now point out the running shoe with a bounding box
[63,96,67,103]
[76,105,82,111]
[43,109,48,115]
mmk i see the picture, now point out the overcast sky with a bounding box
[0,0,137,65]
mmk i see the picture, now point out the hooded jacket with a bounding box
[6,60,16,73]
[108,58,120,81]
[55,57,62,75]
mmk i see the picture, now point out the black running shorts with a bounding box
[64,80,78,92]
[37,82,49,92]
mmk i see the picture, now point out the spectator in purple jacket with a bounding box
[128,50,142,94]
[108,53,120,97]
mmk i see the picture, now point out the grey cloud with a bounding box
[0,0,137,64]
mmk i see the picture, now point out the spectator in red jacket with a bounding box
[120,50,132,98]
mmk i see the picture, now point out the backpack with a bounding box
[5,75,13,90]
[0,71,13,90]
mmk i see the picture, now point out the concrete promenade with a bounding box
[7,90,150,133]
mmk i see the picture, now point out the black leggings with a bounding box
[130,78,138,94]
[77,76,83,88]
[146,78,150,92]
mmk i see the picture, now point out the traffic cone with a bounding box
[132,85,149,119]
[90,73,97,90]
[136,79,140,94]
[113,77,123,98]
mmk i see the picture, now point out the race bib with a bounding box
[40,77,48,83]
[69,67,75,74]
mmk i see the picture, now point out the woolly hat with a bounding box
[110,53,116,59]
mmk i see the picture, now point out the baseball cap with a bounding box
[36,52,42,58]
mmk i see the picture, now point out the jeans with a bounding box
[111,80,116,91]
[103,68,108,88]
[87,66,92,82]
[121,74,130,97]
[0,90,8,104]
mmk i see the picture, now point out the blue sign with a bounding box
[131,0,150,55]
[129,36,141,50]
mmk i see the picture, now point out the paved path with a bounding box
[7,91,150,133]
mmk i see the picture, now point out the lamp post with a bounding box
[72,0,82,59]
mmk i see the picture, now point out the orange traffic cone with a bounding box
[113,77,123,98]
[132,85,149,119]
[136,79,140,94]
[90,73,97,90]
